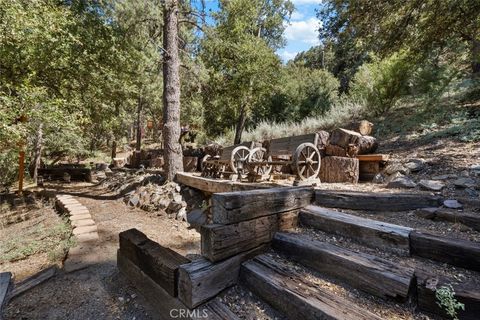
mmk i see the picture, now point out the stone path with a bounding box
[55,195,100,273]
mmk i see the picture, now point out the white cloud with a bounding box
[284,17,320,45]
[290,0,323,4]
[291,10,305,21]
[278,49,298,62]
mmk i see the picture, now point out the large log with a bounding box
[118,251,239,320]
[119,229,190,296]
[0,272,12,318]
[416,269,480,320]
[240,254,382,320]
[319,156,359,183]
[211,186,313,225]
[300,206,412,254]
[272,232,414,301]
[177,245,267,308]
[410,231,480,271]
[329,128,378,154]
[345,120,374,135]
[315,190,442,211]
[201,214,278,262]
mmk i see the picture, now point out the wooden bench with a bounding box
[356,154,389,181]
[248,133,321,181]
[201,141,259,178]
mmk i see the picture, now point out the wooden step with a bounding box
[410,231,480,272]
[299,205,412,254]
[272,232,414,302]
[240,254,382,320]
[315,190,442,211]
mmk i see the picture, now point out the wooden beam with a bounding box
[410,231,480,271]
[416,269,480,320]
[9,266,57,299]
[0,272,12,318]
[178,245,267,308]
[212,186,313,224]
[240,254,382,320]
[201,214,278,262]
[119,229,190,297]
[315,190,442,211]
[356,154,389,162]
[300,206,412,254]
[272,232,414,301]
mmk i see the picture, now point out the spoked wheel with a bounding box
[230,146,250,173]
[200,154,211,174]
[293,143,321,181]
[248,147,272,175]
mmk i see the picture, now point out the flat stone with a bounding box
[72,219,96,228]
[75,232,99,242]
[64,250,101,273]
[453,177,476,188]
[68,241,97,256]
[69,209,90,215]
[73,225,98,235]
[418,179,445,191]
[404,159,426,172]
[69,214,92,221]
[465,188,479,198]
[443,199,463,209]
[65,204,88,211]
[386,176,417,189]
[385,163,409,175]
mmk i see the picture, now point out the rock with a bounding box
[470,164,480,176]
[385,162,409,175]
[415,207,438,219]
[404,159,426,172]
[157,198,170,210]
[418,179,445,191]
[173,194,183,203]
[453,177,476,188]
[186,208,208,228]
[167,200,183,213]
[386,171,404,183]
[465,188,479,198]
[372,173,386,184]
[443,199,463,209]
[129,195,140,207]
[386,176,417,189]
[176,207,187,221]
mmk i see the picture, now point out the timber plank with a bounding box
[212,186,313,224]
[0,272,12,317]
[416,269,480,320]
[240,254,382,320]
[201,214,278,262]
[300,205,412,254]
[119,229,190,296]
[178,245,267,308]
[9,266,57,299]
[410,231,480,271]
[272,232,414,301]
[315,190,442,211]
[356,154,390,162]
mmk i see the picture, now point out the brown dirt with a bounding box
[4,182,200,320]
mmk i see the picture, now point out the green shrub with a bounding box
[436,284,465,320]
[350,52,413,115]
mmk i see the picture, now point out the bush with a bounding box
[350,52,413,115]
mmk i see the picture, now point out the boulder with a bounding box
[186,208,208,228]
[453,177,476,188]
[385,162,409,175]
[404,159,426,172]
[372,173,386,184]
[386,176,416,189]
[418,179,445,191]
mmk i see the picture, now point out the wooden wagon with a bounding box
[201,141,259,179]
[247,133,321,181]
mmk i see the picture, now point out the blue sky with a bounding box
[200,0,322,62]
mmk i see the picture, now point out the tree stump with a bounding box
[319,156,359,183]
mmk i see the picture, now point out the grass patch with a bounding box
[0,219,74,263]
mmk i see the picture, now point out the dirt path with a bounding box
[5,183,200,320]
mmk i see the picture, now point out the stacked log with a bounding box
[320,156,359,183]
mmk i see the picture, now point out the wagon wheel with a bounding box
[292,143,321,181]
[230,146,250,173]
[248,147,272,175]
[200,154,211,174]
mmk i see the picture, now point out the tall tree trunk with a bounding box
[162,0,183,180]
[472,38,480,76]
[136,96,143,152]
[32,123,43,184]
[234,105,247,145]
